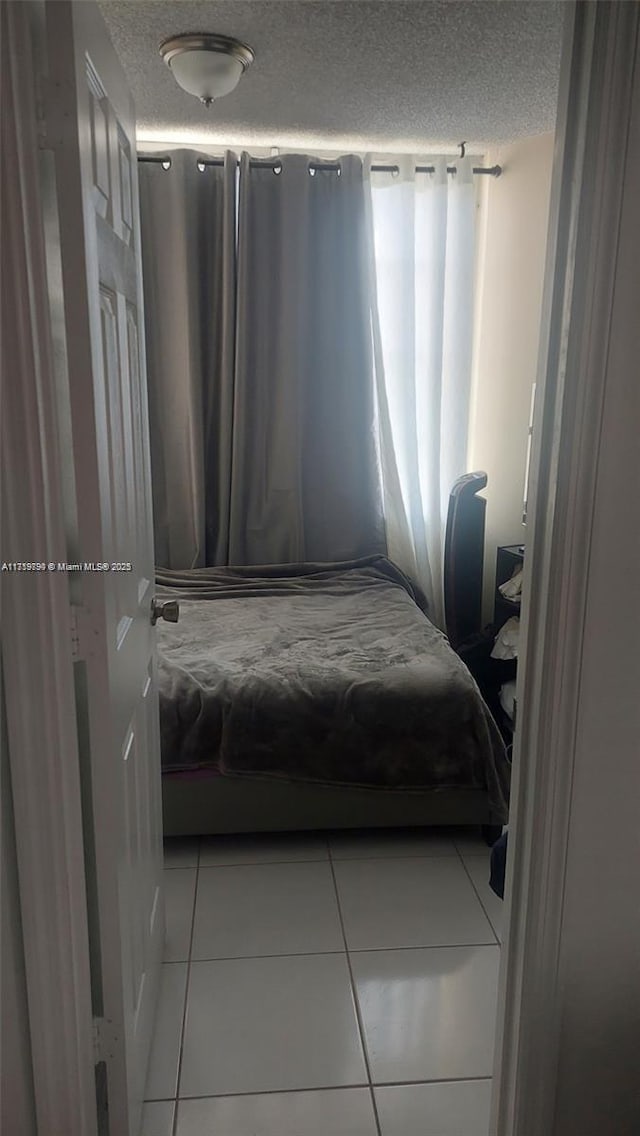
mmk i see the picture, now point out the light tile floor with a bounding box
[143,827,502,1136]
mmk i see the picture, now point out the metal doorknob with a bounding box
[150,597,180,626]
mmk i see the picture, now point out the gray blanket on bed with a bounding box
[155,556,510,821]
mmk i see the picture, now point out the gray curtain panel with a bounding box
[229,153,384,565]
[140,149,384,569]
[139,150,236,568]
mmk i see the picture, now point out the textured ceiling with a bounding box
[99,0,564,151]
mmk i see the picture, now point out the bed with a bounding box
[155,556,510,837]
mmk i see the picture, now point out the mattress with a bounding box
[155,556,510,821]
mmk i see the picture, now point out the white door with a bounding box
[43,3,165,1132]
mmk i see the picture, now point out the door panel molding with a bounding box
[43,4,165,1133]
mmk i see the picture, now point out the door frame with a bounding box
[3,0,638,1130]
[1,4,98,1133]
[492,2,640,1132]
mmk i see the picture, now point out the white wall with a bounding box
[469,133,555,621]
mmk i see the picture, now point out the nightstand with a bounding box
[492,545,523,747]
[457,544,524,750]
[494,544,524,632]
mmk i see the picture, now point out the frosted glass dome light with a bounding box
[160,34,254,106]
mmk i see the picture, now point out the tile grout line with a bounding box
[145,1083,371,1104]
[182,939,499,965]
[454,842,501,945]
[193,853,462,868]
[197,855,329,868]
[326,836,384,1136]
[145,1071,494,1103]
[171,837,201,1136]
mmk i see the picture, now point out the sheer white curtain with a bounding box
[366,155,476,628]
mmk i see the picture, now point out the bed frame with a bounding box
[162,475,503,843]
[162,773,500,840]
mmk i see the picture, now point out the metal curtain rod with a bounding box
[137,154,502,177]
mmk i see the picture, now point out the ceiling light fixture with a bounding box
[159,33,254,107]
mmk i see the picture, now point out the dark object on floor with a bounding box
[489,830,508,899]
[482,823,502,848]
